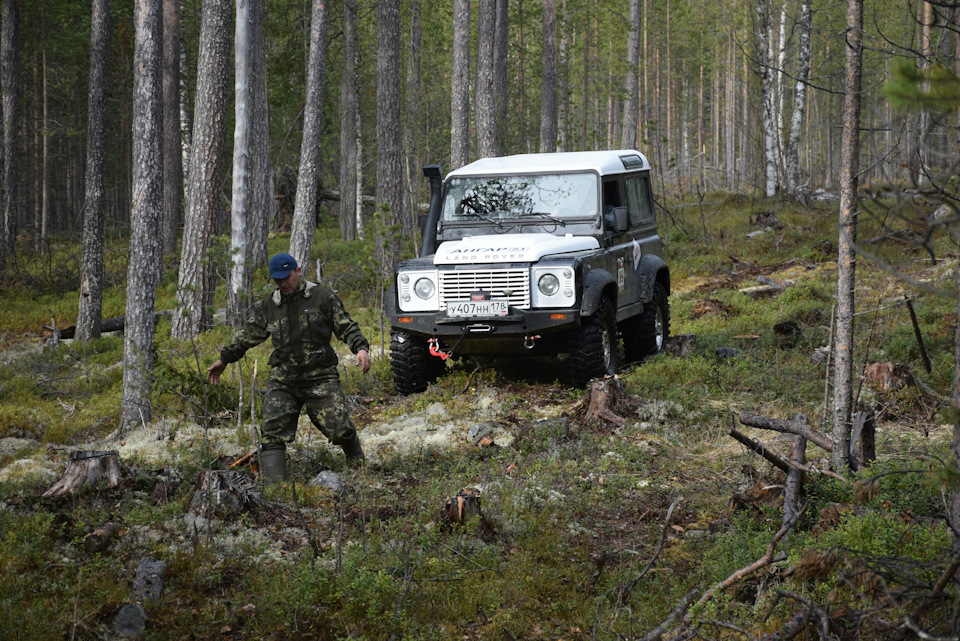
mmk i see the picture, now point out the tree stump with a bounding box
[189,470,267,518]
[43,450,123,497]
[584,376,627,424]
[440,487,483,525]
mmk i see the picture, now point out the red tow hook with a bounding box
[428,338,452,361]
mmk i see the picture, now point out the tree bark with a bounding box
[246,0,270,272]
[450,0,470,169]
[539,0,558,153]
[620,0,641,149]
[785,1,811,196]
[404,0,422,242]
[0,0,18,270]
[288,0,329,269]
[228,0,251,329]
[493,0,508,149]
[171,0,232,340]
[376,0,404,281]
[162,0,183,257]
[831,0,864,472]
[339,0,359,241]
[43,451,123,498]
[77,0,112,343]
[476,0,499,159]
[757,0,778,197]
[122,0,164,429]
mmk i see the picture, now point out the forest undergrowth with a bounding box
[0,193,958,640]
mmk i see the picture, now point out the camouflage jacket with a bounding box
[220,279,370,383]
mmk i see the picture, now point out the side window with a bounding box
[625,175,654,225]
[602,179,622,229]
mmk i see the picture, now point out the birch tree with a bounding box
[77,0,111,342]
[171,0,232,340]
[756,0,779,197]
[288,0,329,270]
[450,0,470,169]
[784,1,811,196]
[339,0,359,241]
[831,0,864,472]
[121,0,164,429]
[228,0,251,327]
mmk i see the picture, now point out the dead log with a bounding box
[189,470,268,518]
[738,413,833,453]
[43,450,123,497]
[83,522,120,554]
[783,437,807,528]
[584,376,627,424]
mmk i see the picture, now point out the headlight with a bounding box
[538,273,560,296]
[414,278,436,300]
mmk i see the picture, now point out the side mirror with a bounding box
[614,206,630,232]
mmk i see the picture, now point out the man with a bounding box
[207,252,371,481]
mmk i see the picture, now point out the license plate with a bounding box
[446,300,509,317]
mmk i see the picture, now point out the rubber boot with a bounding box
[341,433,365,468]
[259,443,288,482]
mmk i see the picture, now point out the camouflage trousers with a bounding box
[260,378,357,447]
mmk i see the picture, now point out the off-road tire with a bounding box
[390,329,445,395]
[622,282,669,362]
[567,297,621,387]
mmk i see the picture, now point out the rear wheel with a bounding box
[390,329,446,395]
[622,282,669,362]
[567,296,621,386]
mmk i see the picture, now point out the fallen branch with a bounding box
[727,427,847,483]
[738,413,833,453]
[619,495,684,605]
[639,587,700,641]
[782,437,807,528]
[229,450,257,469]
[763,590,831,640]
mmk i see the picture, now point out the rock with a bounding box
[308,470,345,496]
[715,347,741,360]
[110,603,146,638]
[467,421,498,445]
[132,557,165,602]
[933,204,953,221]
[746,230,765,239]
[665,334,696,358]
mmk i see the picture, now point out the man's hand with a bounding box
[206,359,226,385]
[355,349,371,374]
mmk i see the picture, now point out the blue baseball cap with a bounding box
[268,253,298,279]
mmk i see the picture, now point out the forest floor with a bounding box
[1,193,959,639]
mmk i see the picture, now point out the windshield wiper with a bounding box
[462,211,507,230]
[519,212,566,227]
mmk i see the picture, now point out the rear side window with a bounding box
[625,175,654,225]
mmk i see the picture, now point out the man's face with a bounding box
[274,267,302,294]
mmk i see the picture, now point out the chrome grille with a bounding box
[439,268,530,309]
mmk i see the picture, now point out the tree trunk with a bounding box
[0,0,18,271]
[162,0,183,258]
[288,0,329,269]
[171,0,231,340]
[122,0,164,429]
[228,0,251,329]
[40,44,48,254]
[404,0,422,242]
[784,1,811,196]
[476,0,499,159]
[493,0,508,149]
[556,0,569,152]
[831,0,864,472]
[450,0,470,169]
[539,0,557,153]
[620,0,640,149]
[43,451,123,498]
[77,0,111,343]
[339,0,358,241]
[179,9,192,190]
[246,0,270,272]
[757,0,778,197]
[376,0,404,282]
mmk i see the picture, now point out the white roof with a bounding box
[447,150,649,179]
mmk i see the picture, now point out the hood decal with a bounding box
[434,233,599,265]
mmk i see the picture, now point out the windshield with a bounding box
[441,172,599,223]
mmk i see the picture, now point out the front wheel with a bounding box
[567,296,621,387]
[390,329,446,395]
[622,282,670,362]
